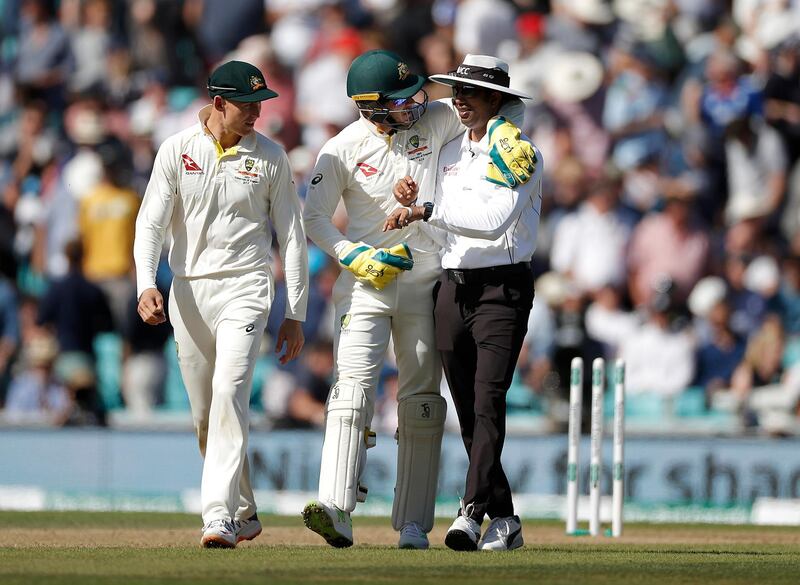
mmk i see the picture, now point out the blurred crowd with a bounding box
[1,0,800,435]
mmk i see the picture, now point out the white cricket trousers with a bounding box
[319,251,442,507]
[169,269,272,524]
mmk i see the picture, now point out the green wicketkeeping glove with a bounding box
[485,116,537,188]
[338,242,414,290]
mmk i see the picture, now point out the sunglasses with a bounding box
[452,85,485,99]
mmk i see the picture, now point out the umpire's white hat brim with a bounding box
[429,54,533,100]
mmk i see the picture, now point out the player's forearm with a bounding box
[278,226,310,322]
[302,207,350,258]
[133,222,166,298]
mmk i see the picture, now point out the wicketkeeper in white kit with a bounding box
[134,60,309,548]
[301,49,532,549]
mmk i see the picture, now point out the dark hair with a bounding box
[64,239,84,270]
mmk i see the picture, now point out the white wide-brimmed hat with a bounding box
[687,276,727,318]
[429,54,533,99]
[543,52,604,103]
[563,0,615,25]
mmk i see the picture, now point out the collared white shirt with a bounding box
[303,100,465,258]
[430,130,543,269]
[550,201,631,292]
[134,105,309,321]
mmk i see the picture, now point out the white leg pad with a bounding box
[318,379,374,513]
[391,393,446,532]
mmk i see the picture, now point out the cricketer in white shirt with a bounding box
[302,97,464,539]
[134,102,309,542]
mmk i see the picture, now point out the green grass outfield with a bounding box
[1,511,798,585]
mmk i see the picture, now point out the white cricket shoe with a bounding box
[302,501,353,548]
[479,515,524,551]
[235,514,262,543]
[200,518,236,549]
[445,514,481,551]
[398,522,429,550]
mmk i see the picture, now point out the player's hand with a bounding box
[393,176,418,205]
[383,207,414,231]
[137,288,166,325]
[275,318,304,365]
[337,241,414,290]
[485,116,537,188]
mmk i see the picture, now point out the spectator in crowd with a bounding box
[52,350,106,426]
[769,255,800,337]
[4,333,70,424]
[452,0,516,58]
[0,270,20,406]
[550,173,633,296]
[283,340,334,429]
[36,239,113,358]
[542,51,609,174]
[763,34,800,164]
[692,292,746,403]
[188,0,267,64]
[66,0,114,95]
[78,139,139,332]
[13,0,74,108]
[692,49,763,139]
[627,191,710,308]
[727,313,800,431]
[35,94,106,279]
[547,0,614,55]
[603,42,668,173]
[506,12,560,103]
[723,115,788,231]
[619,282,696,397]
[724,253,768,339]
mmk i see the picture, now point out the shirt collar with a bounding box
[197,105,257,159]
[359,116,399,141]
[458,128,489,155]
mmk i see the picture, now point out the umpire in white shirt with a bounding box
[134,60,309,548]
[386,55,543,551]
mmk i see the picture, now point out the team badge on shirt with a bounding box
[406,134,430,161]
[235,157,263,184]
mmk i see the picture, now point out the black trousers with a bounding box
[433,263,534,522]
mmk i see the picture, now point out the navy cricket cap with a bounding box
[207,60,278,102]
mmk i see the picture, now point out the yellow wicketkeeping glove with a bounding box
[337,242,414,290]
[485,116,537,188]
